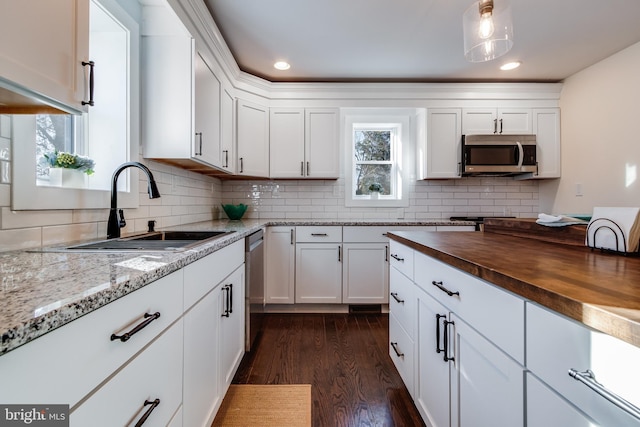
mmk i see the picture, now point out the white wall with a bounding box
[539,41,640,214]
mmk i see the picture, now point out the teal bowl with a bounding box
[221,203,248,220]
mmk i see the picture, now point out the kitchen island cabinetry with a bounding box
[269,108,340,178]
[0,0,89,114]
[237,99,270,177]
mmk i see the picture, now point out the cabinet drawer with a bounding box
[527,303,640,426]
[389,267,416,338]
[72,320,183,426]
[389,313,415,397]
[389,240,414,280]
[343,226,436,243]
[414,251,524,363]
[184,239,244,310]
[296,226,342,242]
[0,271,183,407]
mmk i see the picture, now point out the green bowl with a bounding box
[221,203,248,220]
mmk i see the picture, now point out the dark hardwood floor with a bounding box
[233,313,425,427]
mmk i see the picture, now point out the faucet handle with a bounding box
[118,209,126,228]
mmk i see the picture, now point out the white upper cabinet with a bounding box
[237,99,270,177]
[270,108,339,179]
[419,108,462,179]
[220,87,235,173]
[141,3,228,173]
[462,108,532,135]
[531,108,561,178]
[0,0,90,114]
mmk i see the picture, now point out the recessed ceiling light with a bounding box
[500,61,521,71]
[274,61,291,70]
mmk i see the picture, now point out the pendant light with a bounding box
[463,0,513,62]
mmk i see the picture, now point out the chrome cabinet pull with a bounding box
[390,292,404,304]
[390,342,404,358]
[134,399,160,427]
[568,369,640,420]
[390,253,404,262]
[82,60,95,106]
[432,280,460,297]
[110,312,161,342]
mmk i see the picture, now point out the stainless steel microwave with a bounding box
[461,134,537,176]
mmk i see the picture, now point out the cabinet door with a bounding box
[183,286,221,427]
[0,0,89,113]
[220,88,235,172]
[237,99,269,177]
[219,266,246,388]
[305,108,339,178]
[295,243,342,303]
[265,226,295,304]
[498,108,532,134]
[415,288,451,427]
[194,52,221,167]
[531,108,561,178]
[450,315,524,427]
[342,243,388,304]
[72,320,183,427]
[462,108,497,134]
[270,108,305,178]
[423,108,462,179]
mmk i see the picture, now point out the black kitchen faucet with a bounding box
[107,162,161,239]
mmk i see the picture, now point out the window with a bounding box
[344,110,415,207]
[12,0,139,210]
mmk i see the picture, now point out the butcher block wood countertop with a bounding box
[387,229,640,348]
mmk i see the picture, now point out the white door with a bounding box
[194,52,221,167]
[531,108,561,178]
[450,315,524,427]
[220,87,235,172]
[462,108,497,134]
[342,243,388,304]
[415,289,451,427]
[295,243,342,303]
[219,266,246,388]
[265,226,295,304]
[305,108,340,178]
[498,108,532,134]
[270,108,305,178]
[424,109,462,179]
[237,99,269,177]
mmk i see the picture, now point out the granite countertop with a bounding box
[387,230,640,348]
[0,218,470,355]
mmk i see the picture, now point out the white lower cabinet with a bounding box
[342,243,388,304]
[219,266,246,387]
[72,319,183,426]
[295,243,342,303]
[265,226,295,304]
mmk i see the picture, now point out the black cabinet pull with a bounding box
[493,118,497,134]
[385,245,388,262]
[228,283,233,314]
[436,314,446,355]
[338,245,341,262]
[311,233,328,236]
[223,150,229,168]
[239,157,244,173]
[443,320,455,362]
[390,292,404,304]
[432,280,460,297]
[301,161,304,176]
[390,254,404,262]
[499,118,503,134]
[110,312,161,342]
[390,342,404,358]
[195,132,203,155]
[222,285,230,318]
[306,161,310,176]
[134,398,160,427]
[82,60,95,106]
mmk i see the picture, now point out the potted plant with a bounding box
[368,182,383,199]
[44,150,95,188]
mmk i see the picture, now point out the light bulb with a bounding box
[478,12,494,39]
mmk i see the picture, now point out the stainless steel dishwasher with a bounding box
[245,229,264,351]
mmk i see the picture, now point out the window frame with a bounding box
[344,109,415,208]
[11,0,140,210]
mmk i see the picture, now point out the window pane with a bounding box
[36,115,74,179]
[355,164,392,195]
[354,130,391,161]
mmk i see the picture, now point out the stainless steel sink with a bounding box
[48,230,235,252]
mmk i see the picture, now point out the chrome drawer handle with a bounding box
[390,292,404,304]
[390,254,404,262]
[432,280,460,297]
[390,342,404,358]
[134,398,160,427]
[110,312,161,342]
[568,369,640,420]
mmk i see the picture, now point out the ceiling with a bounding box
[203,0,640,83]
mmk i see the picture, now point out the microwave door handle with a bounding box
[516,141,524,168]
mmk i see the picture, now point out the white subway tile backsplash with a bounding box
[42,223,99,246]
[0,227,41,251]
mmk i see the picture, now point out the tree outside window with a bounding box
[353,126,397,198]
